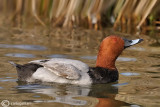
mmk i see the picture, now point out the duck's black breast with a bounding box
[88,67,118,84]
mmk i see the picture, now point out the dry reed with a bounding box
[0,0,159,33]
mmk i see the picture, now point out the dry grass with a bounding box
[0,0,159,33]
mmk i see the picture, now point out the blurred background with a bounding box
[0,0,159,34]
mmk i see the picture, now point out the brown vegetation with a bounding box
[0,0,159,33]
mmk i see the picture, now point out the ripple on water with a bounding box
[130,105,141,107]
[145,71,160,74]
[16,84,88,106]
[112,82,128,87]
[5,53,35,58]
[80,56,96,60]
[0,44,47,50]
[47,54,74,58]
[33,95,41,98]
[0,79,17,82]
[151,64,160,67]
[120,72,140,76]
[151,76,160,79]
[33,99,87,106]
[80,56,137,62]
[148,54,160,58]
[128,47,145,51]
[117,57,137,62]
[16,84,52,90]
[5,77,13,79]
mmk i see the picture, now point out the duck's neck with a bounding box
[96,52,117,70]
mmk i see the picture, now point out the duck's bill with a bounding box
[123,38,143,49]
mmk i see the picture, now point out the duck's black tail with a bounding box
[9,61,43,81]
[9,61,21,68]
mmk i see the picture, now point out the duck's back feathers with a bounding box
[29,58,89,72]
[29,58,89,80]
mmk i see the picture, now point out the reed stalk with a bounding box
[0,0,159,33]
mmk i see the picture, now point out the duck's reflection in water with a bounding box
[89,84,130,107]
[16,82,130,107]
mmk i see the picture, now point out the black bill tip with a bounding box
[138,39,144,43]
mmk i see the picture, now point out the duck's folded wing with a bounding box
[29,58,89,72]
[43,63,81,80]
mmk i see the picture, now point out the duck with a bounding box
[9,35,143,85]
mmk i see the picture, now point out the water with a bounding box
[0,27,160,107]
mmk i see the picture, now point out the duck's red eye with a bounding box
[112,38,117,43]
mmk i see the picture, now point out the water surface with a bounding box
[0,27,160,107]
